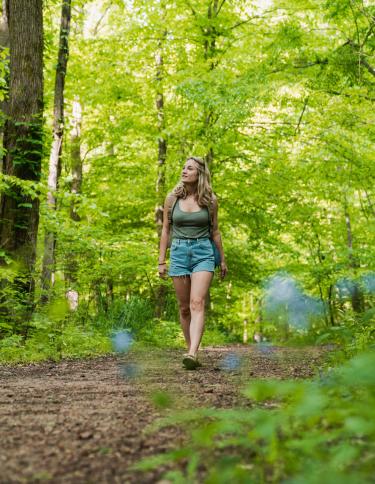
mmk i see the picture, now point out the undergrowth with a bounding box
[134,350,375,483]
[0,295,233,363]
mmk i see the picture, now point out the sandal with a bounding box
[182,354,201,370]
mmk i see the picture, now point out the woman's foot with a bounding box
[182,354,201,370]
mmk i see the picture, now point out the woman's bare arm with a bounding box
[158,194,172,277]
[211,194,227,278]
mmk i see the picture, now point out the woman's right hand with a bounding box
[158,262,168,279]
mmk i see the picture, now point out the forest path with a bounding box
[0,345,326,483]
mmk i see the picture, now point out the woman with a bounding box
[158,156,227,370]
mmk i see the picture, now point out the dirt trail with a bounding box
[0,345,326,483]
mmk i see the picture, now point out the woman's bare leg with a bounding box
[189,271,214,357]
[172,276,192,351]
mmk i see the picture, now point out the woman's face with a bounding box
[181,159,199,184]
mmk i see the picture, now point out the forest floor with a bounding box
[0,345,328,483]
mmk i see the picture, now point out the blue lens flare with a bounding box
[361,273,375,294]
[257,342,275,355]
[263,273,325,330]
[111,330,134,353]
[335,278,358,299]
[220,352,241,371]
[118,362,139,379]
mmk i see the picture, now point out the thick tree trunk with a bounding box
[0,0,43,321]
[41,0,72,303]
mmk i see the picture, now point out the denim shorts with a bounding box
[168,238,215,277]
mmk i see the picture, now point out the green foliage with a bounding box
[0,318,111,363]
[151,390,174,409]
[0,47,8,106]
[0,292,235,363]
[134,351,375,483]
[1,0,374,355]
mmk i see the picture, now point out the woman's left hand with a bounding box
[220,261,228,279]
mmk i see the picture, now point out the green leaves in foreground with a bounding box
[133,352,375,483]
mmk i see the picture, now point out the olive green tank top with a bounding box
[172,199,210,239]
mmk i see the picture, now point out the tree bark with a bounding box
[155,35,167,239]
[41,0,72,303]
[203,1,221,170]
[69,99,82,222]
[154,26,168,319]
[64,98,82,309]
[344,198,363,312]
[0,0,43,320]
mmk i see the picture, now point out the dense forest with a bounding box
[0,1,374,480]
[1,0,373,352]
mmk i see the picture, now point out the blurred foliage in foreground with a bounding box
[135,351,375,483]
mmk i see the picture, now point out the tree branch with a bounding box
[293,59,329,69]
[360,56,375,77]
[360,22,375,48]
[226,7,288,32]
[294,97,309,135]
[226,16,260,32]
[92,3,112,37]
[324,89,375,102]
[184,0,197,18]
[346,39,375,78]
[216,0,227,17]
[364,190,375,217]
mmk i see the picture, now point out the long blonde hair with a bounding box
[172,156,213,207]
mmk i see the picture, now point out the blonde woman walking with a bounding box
[158,156,227,370]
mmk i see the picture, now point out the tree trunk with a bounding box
[41,0,72,303]
[65,99,82,309]
[154,26,168,319]
[154,34,167,239]
[327,284,336,326]
[202,1,220,170]
[311,229,331,326]
[69,99,82,222]
[0,0,43,321]
[344,198,363,312]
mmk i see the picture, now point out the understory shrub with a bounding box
[0,319,111,363]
